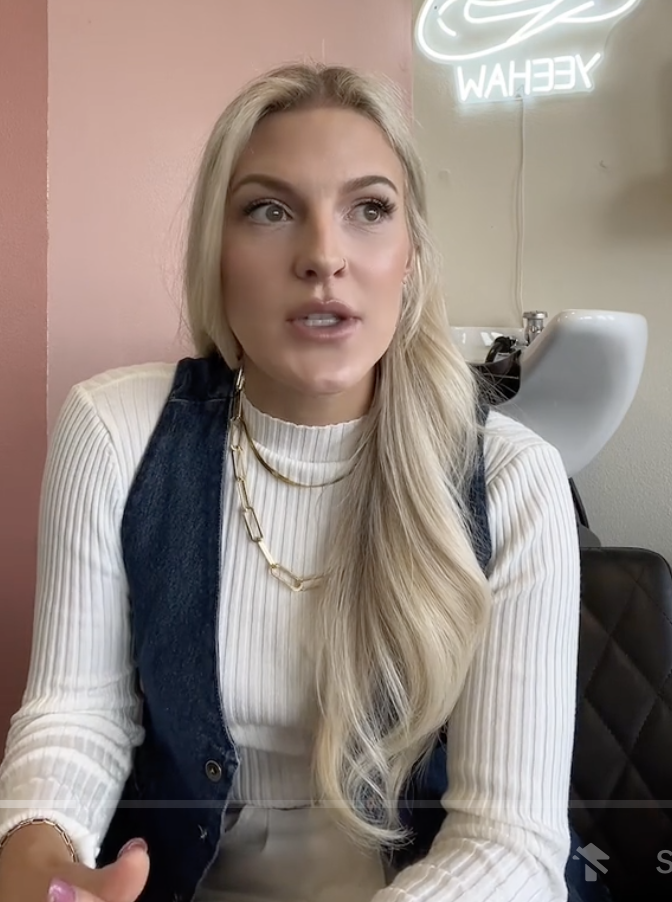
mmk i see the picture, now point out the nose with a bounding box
[294,214,346,281]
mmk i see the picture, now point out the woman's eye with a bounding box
[353,200,393,224]
[246,202,288,224]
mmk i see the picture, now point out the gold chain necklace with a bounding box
[238,408,349,489]
[229,380,324,593]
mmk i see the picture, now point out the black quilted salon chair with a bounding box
[570,547,672,901]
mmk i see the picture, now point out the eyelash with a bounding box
[242,197,397,221]
[243,198,285,216]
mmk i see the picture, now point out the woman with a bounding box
[0,63,591,902]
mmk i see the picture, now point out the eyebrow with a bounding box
[229,173,399,196]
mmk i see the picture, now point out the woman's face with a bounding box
[221,106,411,423]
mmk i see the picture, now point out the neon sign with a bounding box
[416,1,642,104]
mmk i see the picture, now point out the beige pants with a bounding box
[195,805,388,902]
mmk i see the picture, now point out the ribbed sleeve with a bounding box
[0,381,149,865]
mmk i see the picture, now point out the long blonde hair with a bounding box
[184,63,492,849]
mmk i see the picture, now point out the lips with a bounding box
[286,299,361,342]
[288,300,359,322]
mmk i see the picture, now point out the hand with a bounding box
[0,835,149,902]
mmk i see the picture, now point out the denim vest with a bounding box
[96,354,492,902]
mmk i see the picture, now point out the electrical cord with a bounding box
[513,95,527,320]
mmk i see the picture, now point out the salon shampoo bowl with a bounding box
[450,310,648,478]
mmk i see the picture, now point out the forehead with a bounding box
[232,107,405,189]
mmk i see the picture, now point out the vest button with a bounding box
[205,760,222,782]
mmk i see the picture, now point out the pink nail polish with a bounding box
[48,879,76,902]
[117,836,148,858]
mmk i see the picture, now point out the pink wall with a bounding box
[48,0,412,425]
[0,0,48,741]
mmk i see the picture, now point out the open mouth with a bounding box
[289,311,359,341]
[297,313,348,328]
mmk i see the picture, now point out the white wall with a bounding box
[413,0,672,561]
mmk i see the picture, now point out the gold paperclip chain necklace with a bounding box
[229,376,325,593]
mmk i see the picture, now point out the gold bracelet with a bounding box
[0,817,79,863]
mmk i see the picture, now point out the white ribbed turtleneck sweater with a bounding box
[0,363,580,902]
[205,394,389,902]
[222,392,363,810]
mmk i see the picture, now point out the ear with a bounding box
[404,245,414,280]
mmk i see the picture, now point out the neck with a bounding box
[241,364,373,426]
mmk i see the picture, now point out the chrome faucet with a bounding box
[523,311,547,344]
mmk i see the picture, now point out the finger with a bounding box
[48,878,102,902]
[90,845,150,902]
[49,845,150,902]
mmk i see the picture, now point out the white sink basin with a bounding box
[451,310,648,477]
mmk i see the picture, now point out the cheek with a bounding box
[352,230,409,283]
[221,248,260,342]
[360,259,405,335]
[221,242,276,326]
[221,231,291,301]
[221,242,259,290]
[367,245,407,336]
[355,253,407,330]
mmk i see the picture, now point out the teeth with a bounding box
[301,314,342,327]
